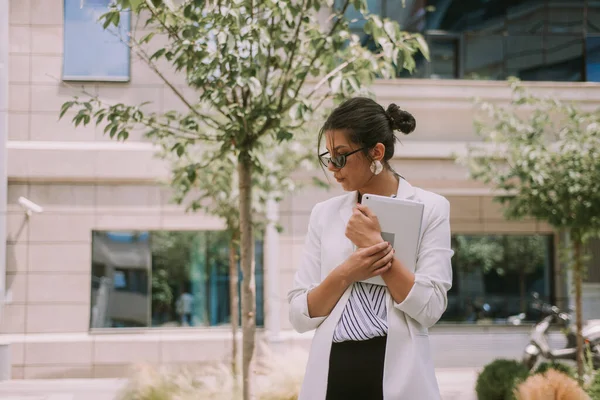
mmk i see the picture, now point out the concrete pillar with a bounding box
[0,0,10,381]
[264,199,281,342]
[0,344,10,381]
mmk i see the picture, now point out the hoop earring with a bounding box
[370,160,383,175]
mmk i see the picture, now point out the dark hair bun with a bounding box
[386,103,416,135]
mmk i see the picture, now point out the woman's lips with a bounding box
[335,176,344,182]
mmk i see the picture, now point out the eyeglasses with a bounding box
[319,147,366,169]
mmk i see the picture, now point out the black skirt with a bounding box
[325,335,387,400]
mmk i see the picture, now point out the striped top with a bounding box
[333,281,388,343]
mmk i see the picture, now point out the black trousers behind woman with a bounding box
[325,335,387,400]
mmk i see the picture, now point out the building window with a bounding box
[63,0,131,82]
[90,230,264,329]
[586,36,600,82]
[441,234,555,324]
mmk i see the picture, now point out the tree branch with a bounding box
[103,16,231,128]
[305,52,385,100]
[126,34,230,129]
[262,16,276,89]
[145,1,183,43]
[60,81,222,142]
[140,2,235,123]
[277,0,310,110]
[277,0,352,113]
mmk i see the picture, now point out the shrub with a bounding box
[534,361,576,379]
[514,369,590,400]
[476,359,530,400]
[587,370,600,399]
[117,363,240,400]
[117,342,308,400]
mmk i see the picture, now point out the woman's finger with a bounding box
[367,245,391,263]
[372,261,392,276]
[371,248,395,270]
[372,244,393,260]
[356,203,376,219]
[361,241,390,256]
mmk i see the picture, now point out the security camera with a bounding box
[18,197,44,216]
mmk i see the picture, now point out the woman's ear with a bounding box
[370,143,386,161]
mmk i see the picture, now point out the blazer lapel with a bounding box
[338,191,358,227]
[396,178,417,200]
[335,191,358,263]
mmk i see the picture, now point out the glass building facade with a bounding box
[341,0,600,82]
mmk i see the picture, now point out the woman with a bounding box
[287,97,454,400]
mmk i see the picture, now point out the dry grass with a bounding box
[514,370,590,400]
[116,342,308,400]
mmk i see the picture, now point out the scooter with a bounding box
[513,293,600,370]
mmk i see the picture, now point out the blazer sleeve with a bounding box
[393,197,454,328]
[287,202,327,333]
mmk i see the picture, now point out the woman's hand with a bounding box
[338,241,395,283]
[345,203,383,248]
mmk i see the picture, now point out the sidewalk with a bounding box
[0,368,478,400]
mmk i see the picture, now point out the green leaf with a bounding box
[140,32,155,44]
[416,35,430,61]
[112,11,121,27]
[96,113,106,125]
[117,130,129,141]
[187,167,197,183]
[104,122,115,134]
[59,102,75,119]
[150,48,167,61]
[110,124,119,138]
[276,130,293,142]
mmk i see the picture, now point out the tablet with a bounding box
[359,194,425,286]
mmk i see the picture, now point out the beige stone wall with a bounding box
[4,182,224,334]
[8,0,186,144]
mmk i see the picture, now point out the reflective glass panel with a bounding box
[63,0,131,81]
[90,231,265,329]
[442,234,555,324]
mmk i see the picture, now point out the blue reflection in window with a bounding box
[113,270,126,289]
[63,0,130,81]
[586,36,600,82]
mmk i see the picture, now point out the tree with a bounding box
[458,78,600,383]
[60,1,427,397]
[161,129,316,377]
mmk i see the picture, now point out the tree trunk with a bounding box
[573,235,584,384]
[229,229,240,378]
[238,151,256,400]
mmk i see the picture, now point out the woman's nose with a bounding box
[327,161,337,172]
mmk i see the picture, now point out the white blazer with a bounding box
[287,179,454,400]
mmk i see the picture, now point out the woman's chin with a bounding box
[338,180,354,191]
